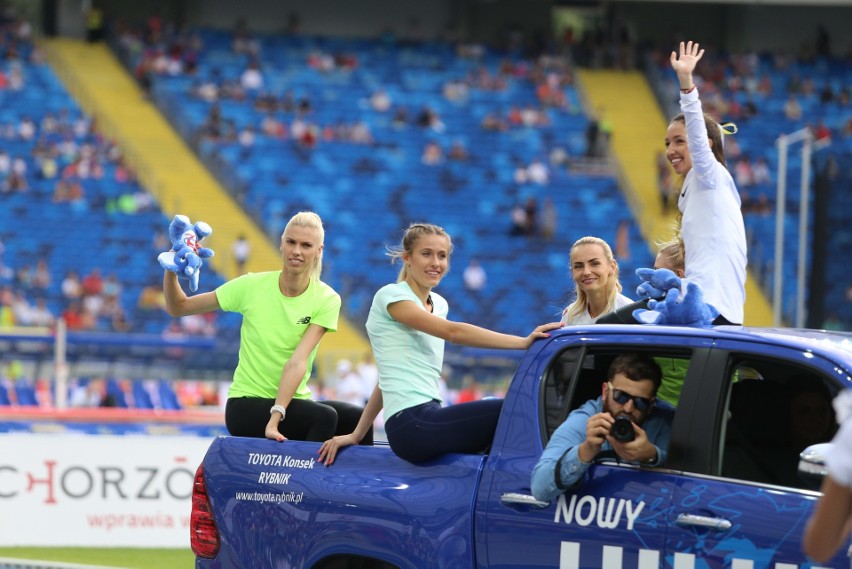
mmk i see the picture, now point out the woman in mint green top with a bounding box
[318,223,561,464]
[163,211,370,444]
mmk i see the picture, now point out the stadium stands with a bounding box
[0,26,238,409]
[137,28,656,335]
[2,17,850,414]
[0,39,231,337]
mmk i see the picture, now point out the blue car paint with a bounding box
[201,437,487,568]
[196,326,852,568]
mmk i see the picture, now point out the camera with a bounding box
[611,415,635,442]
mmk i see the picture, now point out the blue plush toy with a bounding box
[635,267,682,300]
[633,280,719,328]
[158,214,214,292]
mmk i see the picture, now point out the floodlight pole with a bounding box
[773,128,812,328]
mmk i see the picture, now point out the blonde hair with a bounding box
[387,223,453,282]
[656,236,685,275]
[282,211,325,281]
[564,236,622,323]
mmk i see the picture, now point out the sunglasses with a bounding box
[607,382,654,412]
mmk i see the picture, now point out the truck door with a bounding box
[476,341,688,568]
[663,342,851,568]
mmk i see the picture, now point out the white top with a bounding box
[336,371,368,407]
[562,293,633,326]
[231,239,250,263]
[827,418,852,487]
[828,390,852,487]
[463,263,486,290]
[677,88,747,325]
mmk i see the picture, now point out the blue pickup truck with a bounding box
[191,325,852,568]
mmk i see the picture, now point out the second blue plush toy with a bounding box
[633,281,720,328]
[158,214,215,292]
[635,267,682,300]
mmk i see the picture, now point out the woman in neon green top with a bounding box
[318,222,561,464]
[163,211,370,444]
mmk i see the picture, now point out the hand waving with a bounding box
[670,40,705,80]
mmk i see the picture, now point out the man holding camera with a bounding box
[531,353,670,501]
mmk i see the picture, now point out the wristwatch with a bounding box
[270,404,287,420]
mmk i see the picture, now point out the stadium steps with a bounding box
[578,69,773,326]
[41,38,369,362]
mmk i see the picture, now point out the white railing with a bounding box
[773,129,831,327]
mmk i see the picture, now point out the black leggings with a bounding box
[384,399,503,463]
[226,397,373,444]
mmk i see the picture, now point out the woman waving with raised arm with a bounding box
[667,40,747,325]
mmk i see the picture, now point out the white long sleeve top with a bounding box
[677,87,747,324]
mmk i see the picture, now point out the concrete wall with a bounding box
[610,1,852,55]
[183,0,455,38]
[56,0,852,56]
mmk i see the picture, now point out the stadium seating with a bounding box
[143,29,655,335]
[0,32,236,408]
[0,31,239,340]
[2,24,849,416]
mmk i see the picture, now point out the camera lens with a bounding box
[611,415,635,442]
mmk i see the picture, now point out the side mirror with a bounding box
[798,442,832,491]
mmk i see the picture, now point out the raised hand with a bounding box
[670,40,705,88]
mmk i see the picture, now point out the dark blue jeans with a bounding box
[384,399,503,463]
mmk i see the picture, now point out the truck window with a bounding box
[540,347,583,439]
[720,358,839,489]
[540,347,691,444]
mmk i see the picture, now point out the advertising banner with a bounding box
[0,433,215,547]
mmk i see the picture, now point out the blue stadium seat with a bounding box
[158,380,182,410]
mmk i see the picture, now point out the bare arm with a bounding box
[388,300,562,349]
[317,385,383,465]
[162,271,220,317]
[265,323,328,442]
[803,475,852,562]
[670,40,718,185]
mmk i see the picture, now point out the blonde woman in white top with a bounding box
[562,236,632,325]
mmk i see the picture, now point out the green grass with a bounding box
[0,548,194,568]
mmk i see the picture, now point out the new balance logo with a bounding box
[296,316,312,325]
